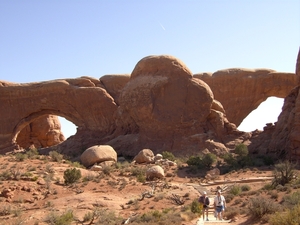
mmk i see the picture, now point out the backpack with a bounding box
[199,196,210,205]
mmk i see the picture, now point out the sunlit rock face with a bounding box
[16,115,65,149]
[194,69,298,127]
[1,50,300,161]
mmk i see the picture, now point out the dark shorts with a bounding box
[216,206,224,213]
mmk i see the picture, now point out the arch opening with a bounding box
[238,97,284,132]
[58,116,77,139]
[14,112,78,150]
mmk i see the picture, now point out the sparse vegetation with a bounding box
[49,151,64,163]
[248,197,282,219]
[186,153,217,169]
[44,209,74,225]
[272,160,297,187]
[161,151,176,161]
[63,168,81,185]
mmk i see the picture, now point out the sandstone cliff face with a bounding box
[266,48,300,159]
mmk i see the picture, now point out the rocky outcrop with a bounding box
[16,115,65,149]
[1,51,300,161]
[108,55,236,156]
[0,77,117,155]
[194,69,298,126]
[266,48,300,159]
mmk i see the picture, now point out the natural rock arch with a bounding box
[194,69,298,127]
[0,78,118,154]
[1,54,299,159]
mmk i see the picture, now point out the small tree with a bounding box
[234,143,248,157]
[202,153,217,168]
[64,168,81,185]
[272,160,297,187]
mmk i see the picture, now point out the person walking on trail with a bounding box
[214,190,226,220]
[198,191,210,221]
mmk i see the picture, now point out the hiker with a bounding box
[198,191,210,221]
[214,190,226,220]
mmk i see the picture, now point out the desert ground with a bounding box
[0,149,298,225]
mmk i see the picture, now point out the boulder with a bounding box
[80,145,117,167]
[133,149,154,164]
[146,165,165,180]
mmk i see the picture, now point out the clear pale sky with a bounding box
[1,0,299,138]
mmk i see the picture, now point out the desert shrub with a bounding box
[229,185,241,196]
[224,206,240,220]
[269,204,300,225]
[94,208,123,225]
[67,161,84,168]
[26,147,39,159]
[131,167,146,183]
[262,183,274,190]
[186,156,202,167]
[225,193,235,203]
[282,190,300,207]
[234,143,248,157]
[268,190,278,200]
[202,153,217,168]
[49,151,64,162]
[190,199,201,214]
[272,160,297,187]
[161,151,176,161]
[248,197,282,219]
[63,168,81,185]
[44,209,74,225]
[222,153,238,168]
[130,208,183,225]
[15,153,27,162]
[102,165,113,175]
[241,184,251,192]
[186,153,217,169]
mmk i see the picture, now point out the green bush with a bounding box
[202,153,217,168]
[63,168,81,185]
[223,153,238,168]
[248,197,282,219]
[161,151,176,161]
[186,153,217,169]
[229,185,241,196]
[44,209,74,225]
[190,199,201,214]
[268,204,300,225]
[26,147,39,159]
[49,151,64,162]
[234,143,248,157]
[282,190,300,207]
[241,184,251,192]
[15,153,27,162]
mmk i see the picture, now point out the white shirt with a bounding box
[214,195,225,206]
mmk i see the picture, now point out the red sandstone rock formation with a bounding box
[16,115,65,149]
[194,69,298,127]
[1,50,300,160]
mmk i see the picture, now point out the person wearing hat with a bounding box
[198,191,210,221]
[214,190,226,220]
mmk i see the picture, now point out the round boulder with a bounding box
[146,165,165,180]
[80,145,117,167]
[133,149,154,164]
